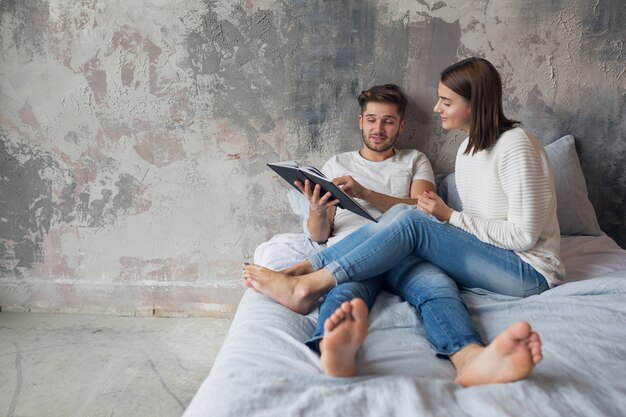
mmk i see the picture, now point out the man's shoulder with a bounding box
[322,151,359,175]
[323,150,359,167]
[324,148,430,172]
[394,148,421,160]
[394,148,435,183]
[394,148,433,168]
[333,150,360,160]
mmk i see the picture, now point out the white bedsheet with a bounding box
[560,234,626,281]
[184,234,626,417]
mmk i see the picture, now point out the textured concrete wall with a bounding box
[1,0,624,315]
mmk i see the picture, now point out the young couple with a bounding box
[243,57,565,387]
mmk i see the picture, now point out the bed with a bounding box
[183,136,626,417]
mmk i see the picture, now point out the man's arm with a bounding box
[333,176,435,213]
[307,204,336,243]
[295,179,339,243]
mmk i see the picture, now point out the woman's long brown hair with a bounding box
[440,57,519,155]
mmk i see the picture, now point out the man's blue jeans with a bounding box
[306,204,549,357]
[305,277,383,353]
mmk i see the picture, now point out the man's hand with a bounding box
[295,179,340,215]
[332,176,369,200]
[417,191,453,222]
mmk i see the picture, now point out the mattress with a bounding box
[183,234,626,417]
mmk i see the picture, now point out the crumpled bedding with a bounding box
[183,234,626,417]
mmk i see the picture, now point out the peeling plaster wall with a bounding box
[0,0,624,315]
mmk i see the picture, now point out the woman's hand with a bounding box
[295,179,339,216]
[416,191,453,222]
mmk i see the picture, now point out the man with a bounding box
[245,84,435,375]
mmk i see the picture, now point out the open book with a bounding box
[267,161,377,222]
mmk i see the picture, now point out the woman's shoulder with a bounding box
[494,128,549,167]
[494,127,539,151]
[498,127,529,142]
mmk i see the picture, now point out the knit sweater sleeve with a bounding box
[449,136,553,251]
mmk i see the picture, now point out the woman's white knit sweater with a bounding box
[449,127,565,285]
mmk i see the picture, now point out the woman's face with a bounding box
[433,82,471,132]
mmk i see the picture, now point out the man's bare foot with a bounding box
[243,264,335,314]
[451,322,543,387]
[319,298,368,377]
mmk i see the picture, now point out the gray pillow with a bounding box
[544,135,602,236]
[437,172,463,212]
[438,135,602,236]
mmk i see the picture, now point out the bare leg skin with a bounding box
[243,264,336,314]
[281,260,315,276]
[451,322,543,387]
[319,298,368,377]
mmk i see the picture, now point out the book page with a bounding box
[299,165,327,179]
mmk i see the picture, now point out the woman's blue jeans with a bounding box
[305,204,549,357]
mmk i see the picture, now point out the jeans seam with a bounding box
[523,279,550,297]
[422,301,458,355]
[394,282,482,356]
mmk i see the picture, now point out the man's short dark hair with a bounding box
[357,84,408,119]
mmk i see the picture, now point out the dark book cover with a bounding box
[268,161,377,222]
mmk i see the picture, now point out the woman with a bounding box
[244,57,565,386]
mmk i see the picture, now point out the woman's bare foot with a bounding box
[282,260,315,276]
[451,322,543,387]
[319,298,368,377]
[241,260,314,287]
[243,264,335,314]
[242,263,254,288]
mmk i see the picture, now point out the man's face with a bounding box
[358,102,405,153]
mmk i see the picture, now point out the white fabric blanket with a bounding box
[184,234,626,417]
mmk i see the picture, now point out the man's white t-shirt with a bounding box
[321,148,434,246]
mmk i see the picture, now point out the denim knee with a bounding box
[386,259,462,306]
[327,280,380,307]
[396,206,440,225]
[383,203,414,218]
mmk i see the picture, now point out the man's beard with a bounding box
[362,130,400,153]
